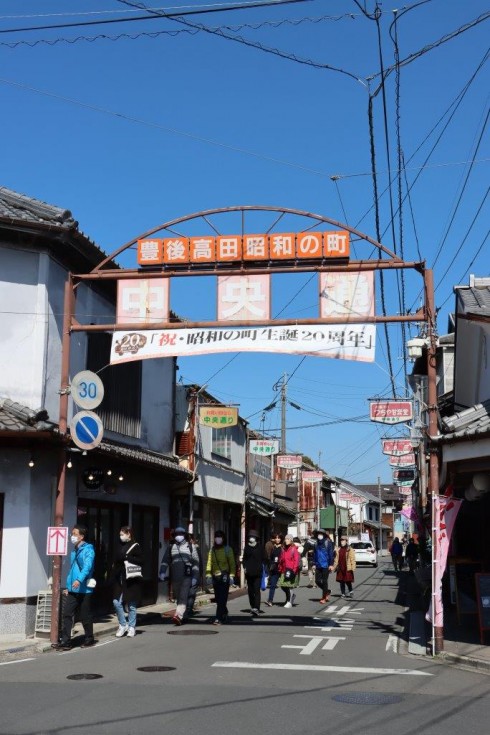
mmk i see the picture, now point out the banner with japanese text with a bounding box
[426,495,463,627]
[110,323,376,364]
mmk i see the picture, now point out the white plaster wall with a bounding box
[454,320,490,408]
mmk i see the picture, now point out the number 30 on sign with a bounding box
[71,370,104,410]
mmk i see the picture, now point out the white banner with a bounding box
[110,324,376,364]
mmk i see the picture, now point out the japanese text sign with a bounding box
[137,231,350,267]
[249,439,279,455]
[199,406,238,427]
[389,453,416,467]
[276,455,303,469]
[217,275,270,321]
[320,271,374,318]
[117,278,169,324]
[382,438,413,456]
[369,400,413,424]
[302,471,323,482]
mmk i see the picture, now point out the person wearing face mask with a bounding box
[332,535,356,598]
[242,530,266,616]
[265,533,284,606]
[205,530,236,625]
[111,526,143,638]
[52,524,95,651]
[313,529,335,604]
[159,527,200,625]
[278,534,301,608]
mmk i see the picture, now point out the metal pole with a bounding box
[378,476,383,553]
[280,374,287,454]
[425,269,442,653]
[50,275,74,644]
[317,451,322,529]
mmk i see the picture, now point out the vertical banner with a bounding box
[117,278,169,324]
[217,274,270,321]
[427,495,463,627]
[319,270,374,318]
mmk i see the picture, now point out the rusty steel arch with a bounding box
[92,204,406,272]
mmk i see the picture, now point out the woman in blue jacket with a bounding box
[314,529,335,604]
[53,524,96,650]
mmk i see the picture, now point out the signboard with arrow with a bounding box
[46,526,69,556]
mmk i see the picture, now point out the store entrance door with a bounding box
[131,504,160,605]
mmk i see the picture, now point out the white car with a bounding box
[350,541,378,567]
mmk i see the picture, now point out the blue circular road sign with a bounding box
[70,411,104,450]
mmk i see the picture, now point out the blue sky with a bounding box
[1,0,488,483]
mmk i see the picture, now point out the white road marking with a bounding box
[0,658,36,666]
[282,635,346,655]
[212,661,432,676]
[386,634,398,653]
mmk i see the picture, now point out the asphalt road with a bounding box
[0,561,488,735]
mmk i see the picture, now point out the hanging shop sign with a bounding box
[276,455,303,469]
[319,271,374,319]
[389,453,416,467]
[302,471,323,482]
[117,278,169,325]
[249,439,279,455]
[369,400,413,424]
[382,438,413,456]
[110,324,375,364]
[199,405,238,427]
[393,468,416,481]
[339,492,364,504]
[137,231,350,267]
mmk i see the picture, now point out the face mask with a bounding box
[340,541,347,546]
[175,535,185,543]
[317,535,324,541]
[70,535,79,545]
[248,538,257,546]
[120,535,130,543]
[214,538,223,545]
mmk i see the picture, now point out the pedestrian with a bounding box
[333,535,356,598]
[390,536,403,572]
[313,529,335,603]
[405,537,420,574]
[242,529,265,616]
[205,530,236,625]
[159,526,200,625]
[265,532,284,606]
[264,532,276,563]
[52,524,96,650]
[111,526,143,638]
[302,534,317,587]
[278,534,301,608]
[186,534,203,618]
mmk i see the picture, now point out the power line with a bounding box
[0,0,313,34]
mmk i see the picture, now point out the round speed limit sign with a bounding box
[71,370,104,410]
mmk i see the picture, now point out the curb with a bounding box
[436,651,490,674]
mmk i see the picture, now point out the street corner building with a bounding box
[0,187,193,638]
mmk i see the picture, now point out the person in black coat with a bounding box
[242,530,266,616]
[111,526,143,638]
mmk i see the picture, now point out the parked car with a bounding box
[350,541,378,567]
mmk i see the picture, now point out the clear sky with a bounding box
[1,0,488,483]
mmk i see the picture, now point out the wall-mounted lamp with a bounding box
[28,456,35,468]
[118,474,124,482]
[67,453,73,469]
[106,469,112,476]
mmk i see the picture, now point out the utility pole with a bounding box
[280,372,287,453]
[317,451,322,528]
[378,476,383,553]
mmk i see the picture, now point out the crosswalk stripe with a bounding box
[212,661,432,676]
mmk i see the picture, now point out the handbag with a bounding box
[284,569,296,583]
[124,544,143,579]
[260,564,269,591]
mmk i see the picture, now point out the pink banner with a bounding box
[427,495,463,627]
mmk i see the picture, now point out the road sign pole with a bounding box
[50,275,74,645]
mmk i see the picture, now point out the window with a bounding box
[212,427,232,460]
[87,333,142,437]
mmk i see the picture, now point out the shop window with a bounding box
[212,427,232,460]
[87,333,142,437]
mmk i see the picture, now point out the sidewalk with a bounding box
[404,569,490,673]
[0,587,246,657]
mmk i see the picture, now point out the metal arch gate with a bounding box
[50,205,441,651]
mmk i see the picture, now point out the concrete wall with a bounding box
[454,319,490,409]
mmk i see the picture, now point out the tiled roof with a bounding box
[435,399,490,442]
[0,399,54,433]
[0,187,75,228]
[95,440,193,480]
[456,282,490,316]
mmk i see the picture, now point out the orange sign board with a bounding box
[137,231,350,266]
[199,406,238,427]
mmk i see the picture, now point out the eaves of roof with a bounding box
[434,399,490,443]
[95,440,193,481]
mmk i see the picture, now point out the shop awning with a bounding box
[95,440,193,482]
[363,520,391,531]
[246,493,276,517]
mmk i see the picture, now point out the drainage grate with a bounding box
[137,666,176,672]
[67,673,103,681]
[333,692,403,705]
[167,629,218,636]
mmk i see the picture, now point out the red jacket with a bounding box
[278,544,300,574]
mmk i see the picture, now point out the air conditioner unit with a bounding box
[35,591,52,635]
